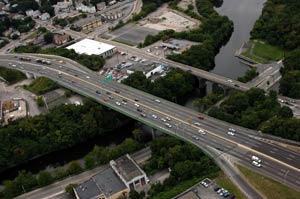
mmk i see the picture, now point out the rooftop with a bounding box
[75,167,127,199]
[174,191,201,199]
[111,154,144,182]
[66,38,115,56]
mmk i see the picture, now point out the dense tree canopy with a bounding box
[251,0,300,50]
[123,69,195,104]
[0,100,124,172]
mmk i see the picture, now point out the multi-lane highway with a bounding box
[1,54,300,192]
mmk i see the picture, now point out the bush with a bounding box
[24,77,58,95]
[66,161,83,175]
[0,67,26,84]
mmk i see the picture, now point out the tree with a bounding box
[129,190,143,199]
[66,161,83,175]
[36,96,45,106]
[65,183,77,197]
[37,171,54,186]
[44,32,54,44]
[132,129,142,141]
[279,106,293,118]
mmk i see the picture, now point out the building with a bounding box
[25,9,41,18]
[39,12,50,21]
[96,2,106,11]
[74,154,148,199]
[74,167,128,199]
[110,154,149,190]
[53,0,73,15]
[53,33,71,45]
[67,38,116,58]
[74,17,102,32]
[76,4,96,13]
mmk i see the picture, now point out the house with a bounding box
[74,18,102,32]
[53,1,73,15]
[53,33,71,45]
[25,9,41,18]
[39,12,50,21]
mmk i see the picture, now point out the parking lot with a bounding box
[104,23,159,46]
[100,50,170,82]
[174,178,236,199]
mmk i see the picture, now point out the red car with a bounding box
[103,97,109,102]
[197,115,204,120]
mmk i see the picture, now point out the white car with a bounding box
[121,101,127,105]
[155,99,161,103]
[229,128,236,132]
[86,76,90,79]
[161,118,167,122]
[192,135,200,140]
[12,64,16,67]
[227,131,235,136]
[116,102,121,106]
[194,122,201,126]
[134,103,140,107]
[227,79,233,83]
[251,155,261,162]
[165,123,172,128]
[252,160,261,167]
[152,114,158,119]
[166,117,171,121]
[199,129,206,135]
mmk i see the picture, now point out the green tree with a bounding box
[132,129,142,141]
[278,106,293,118]
[36,96,45,106]
[65,183,77,197]
[66,161,83,175]
[37,171,53,186]
[44,32,54,43]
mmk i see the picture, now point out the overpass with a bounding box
[1,54,300,192]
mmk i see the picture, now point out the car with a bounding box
[161,118,167,122]
[229,128,236,132]
[12,64,16,67]
[86,76,90,79]
[115,90,120,93]
[134,98,139,102]
[74,74,78,77]
[166,117,171,121]
[252,160,261,167]
[122,99,127,103]
[227,131,235,136]
[152,114,158,119]
[217,188,224,194]
[234,84,240,87]
[140,113,147,117]
[121,101,127,105]
[96,90,101,94]
[197,115,204,120]
[165,123,172,128]
[214,186,221,192]
[155,99,161,103]
[134,103,140,107]
[108,96,114,100]
[106,92,111,95]
[251,155,261,162]
[227,79,233,83]
[104,97,109,102]
[137,108,142,112]
[199,129,206,135]
[200,181,208,188]
[116,102,121,106]
[192,135,200,140]
[194,122,201,126]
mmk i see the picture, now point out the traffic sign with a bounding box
[103,75,113,84]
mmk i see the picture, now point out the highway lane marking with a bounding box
[3,58,300,175]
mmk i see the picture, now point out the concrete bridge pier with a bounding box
[25,72,36,79]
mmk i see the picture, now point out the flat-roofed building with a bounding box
[66,38,116,58]
[110,154,149,190]
[74,167,128,199]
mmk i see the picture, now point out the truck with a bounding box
[108,0,117,6]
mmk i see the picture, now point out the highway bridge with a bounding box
[1,54,299,193]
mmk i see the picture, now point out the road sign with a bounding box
[103,75,113,84]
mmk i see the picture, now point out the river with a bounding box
[212,0,267,79]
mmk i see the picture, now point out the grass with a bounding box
[237,164,300,199]
[24,77,58,95]
[214,171,248,199]
[0,67,26,84]
[252,40,284,61]
[241,50,269,64]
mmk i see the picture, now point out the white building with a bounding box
[66,38,116,58]
[110,154,149,190]
[39,12,50,21]
[145,64,163,78]
[25,9,41,18]
[76,4,96,13]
